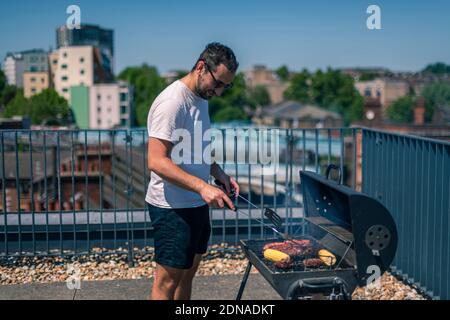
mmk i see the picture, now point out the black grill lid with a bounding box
[300,165,398,285]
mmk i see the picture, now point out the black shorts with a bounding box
[148,203,211,269]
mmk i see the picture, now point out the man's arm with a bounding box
[147,138,235,210]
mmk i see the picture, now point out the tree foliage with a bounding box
[248,85,271,107]
[284,68,364,124]
[423,62,450,75]
[4,89,70,125]
[117,64,167,127]
[275,65,290,82]
[209,73,253,122]
[386,96,415,123]
[283,70,310,103]
[421,82,450,121]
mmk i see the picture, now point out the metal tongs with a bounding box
[214,179,293,241]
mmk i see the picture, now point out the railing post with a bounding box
[124,131,134,266]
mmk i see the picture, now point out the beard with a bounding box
[195,76,215,100]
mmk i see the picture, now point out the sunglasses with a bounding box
[203,61,233,90]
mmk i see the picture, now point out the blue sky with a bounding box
[1,0,449,74]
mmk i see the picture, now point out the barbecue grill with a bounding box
[236,165,398,300]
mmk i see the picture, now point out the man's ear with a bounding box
[195,60,206,75]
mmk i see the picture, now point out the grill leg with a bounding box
[236,261,252,300]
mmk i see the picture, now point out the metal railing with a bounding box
[361,128,450,300]
[0,126,448,299]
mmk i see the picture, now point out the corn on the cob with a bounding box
[318,249,337,266]
[263,248,291,263]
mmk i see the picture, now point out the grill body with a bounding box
[236,166,398,300]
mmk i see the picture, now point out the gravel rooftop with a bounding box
[0,244,426,300]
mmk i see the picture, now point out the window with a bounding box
[120,93,127,102]
[63,52,67,58]
[62,76,68,81]
[41,78,45,83]
[80,57,84,63]
[31,88,36,93]
[97,107,101,113]
[97,119,101,125]
[31,77,36,82]
[364,87,372,97]
[30,66,37,72]
[376,90,381,98]
[107,95,111,101]
[80,69,85,75]
[121,106,127,114]
[107,107,111,113]
[61,64,68,69]
[121,119,127,126]
[97,94,101,101]
[62,88,68,93]
[53,59,58,65]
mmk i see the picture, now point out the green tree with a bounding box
[386,96,415,123]
[422,62,450,75]
[0,70,6,92]
[248,85,271,107]
[283,68,363,124]
[283,70,310,103]
[209,72,252,122]
[421,82,450,121]
[213,106,248,122]
[310,68,364,124]
[276,65,290,82]
[29,89,70,124]
[1,85,18,109]
[4,89,70,125]
[4,90,29,118]
[209,73,253,122]
[0,70,19,113]
[118,64,167,127]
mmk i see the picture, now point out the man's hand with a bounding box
[210,162,240,198]
[228,177,240,197]
[199,184,235,210]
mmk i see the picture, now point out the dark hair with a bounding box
[192,42,239,73]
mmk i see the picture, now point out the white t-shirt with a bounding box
[145,80,211,208]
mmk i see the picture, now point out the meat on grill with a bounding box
[303,258,324,268]
[274,260,293,269]
[263,239,313,257]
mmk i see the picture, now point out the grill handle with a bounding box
[286,277,350,300]
[325,164,342,184]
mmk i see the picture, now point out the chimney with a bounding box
[414,97,425,125]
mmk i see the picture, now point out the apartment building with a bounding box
[70,81,133,129]
[2,49,48,88]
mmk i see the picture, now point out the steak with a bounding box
[263,239,313,257]
[303,258,324,268]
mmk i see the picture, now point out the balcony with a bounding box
[0,127,448,299]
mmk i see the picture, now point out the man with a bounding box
[146,42,240,300]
